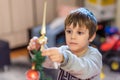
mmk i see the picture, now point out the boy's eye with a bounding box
[77,31,84,35]
[66,30,72,34]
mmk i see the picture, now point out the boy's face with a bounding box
[65,23,91,54]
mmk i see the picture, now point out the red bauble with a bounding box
[26,69,40,80]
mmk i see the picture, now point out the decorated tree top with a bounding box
[26,0,52,80]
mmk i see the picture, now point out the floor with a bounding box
[0,47,120,80]
[0,47,30,80]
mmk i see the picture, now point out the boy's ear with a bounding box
[89,33,96,42]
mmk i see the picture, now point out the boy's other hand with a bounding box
[27,36,41,51]
[42,48,64,63]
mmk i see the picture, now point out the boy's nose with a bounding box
[71,33,76,39]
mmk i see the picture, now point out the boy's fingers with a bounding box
[30,36,39,44]
[27,44,30,50]
[33,36,38,40]
[42,48,58,56]
[41,50,49,56]
[41,49,53,56]
[49,55,59,62]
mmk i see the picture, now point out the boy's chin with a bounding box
[69,47,79,52]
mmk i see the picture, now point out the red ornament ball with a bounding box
[26,69,40,80]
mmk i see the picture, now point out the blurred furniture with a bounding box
[0,40,11,70]
[0,0,79,49]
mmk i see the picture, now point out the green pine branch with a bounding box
[31,50,52,80]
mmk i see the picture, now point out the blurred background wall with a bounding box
[0,0,119,49]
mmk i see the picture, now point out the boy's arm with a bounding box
[42,45,59,69]
[42,57,55,69]
[60,46,102,79]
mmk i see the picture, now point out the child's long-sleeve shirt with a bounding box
[43,45,102,80]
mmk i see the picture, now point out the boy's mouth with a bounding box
[69,42,78,45]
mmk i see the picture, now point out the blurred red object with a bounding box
[100,34,119,51]
[26,69,40,80]
[113,40,120,51]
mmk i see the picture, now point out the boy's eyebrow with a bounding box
[65,27,87,31]
[78,27,88,31]
[78,29,86,32]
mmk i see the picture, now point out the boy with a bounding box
[27,8,102,80]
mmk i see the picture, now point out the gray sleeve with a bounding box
[59,46,102,79]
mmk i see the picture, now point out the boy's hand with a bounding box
[42,48,64,63]
[27,36,41,51]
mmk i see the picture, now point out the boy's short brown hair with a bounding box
[65,8,97,38]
